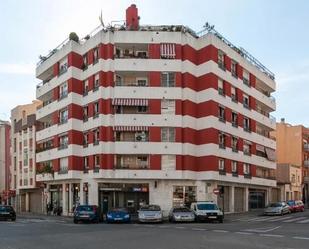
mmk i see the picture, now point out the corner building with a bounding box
[35,4,277,215]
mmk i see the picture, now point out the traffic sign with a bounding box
[213,188,220,195]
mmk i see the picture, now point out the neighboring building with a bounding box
[0,120,11,204]
[271,119,309,205]
[10,101,42,213]
[276,164,302,201]
[35,4,276,215]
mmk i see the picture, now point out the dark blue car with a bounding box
[106,208,131,223]
[74,205,100,224]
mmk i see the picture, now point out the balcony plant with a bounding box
[69,32,79,43]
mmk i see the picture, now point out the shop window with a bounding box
[173,186,197,207]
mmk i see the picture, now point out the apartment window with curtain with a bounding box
[232,136,238,152]
[84,156,89,173]
[243,140,252,155]
[93,47,99,64]
[218,158,225,171]
[243,163,251,175]
[83,132,88,147]
[59,134,68,150]
[232,112,238,127]
[94,73,100,91]
[83,106,88,122]
[59,108,68,124]
[231,60,238,78]
[94,101,99,118]
[243,93,250,109]
[83,80,89,96]
[243,117,250,132]
[82,53,88,70]
[232,161,238,173]
[161,72,175,87]
[219,133,226,149]
[59,157,68,174]
[218,50,225,70]
[231,86,237,102]
[243,70,250,86]
[94,129,100,145]
[59,82,68,100]
[218,106,225,122]
[218,78,225,96]
[161,127,175,142]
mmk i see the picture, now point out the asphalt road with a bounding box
[1,210,309,249]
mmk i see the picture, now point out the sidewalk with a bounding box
[17,212,73,221]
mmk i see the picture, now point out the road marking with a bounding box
[212,230,228,233]
[235,232,253,235]
[264,216,293,222]
[144,225,155,227]
[245,226,281,233]
[260,234,284,238]
[192,228,207,231]
[293,236,309,240]
[158,225,170,228]
[282,217,307,223]
[175,226,185,229]
[296,219,309,224]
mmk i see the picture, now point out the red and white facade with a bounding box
[35,4,277,215]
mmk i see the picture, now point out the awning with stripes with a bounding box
[112,98,148,106]
[160,43,176,59]
[113,126,149,131]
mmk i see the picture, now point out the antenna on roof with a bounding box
[99,10,105,28]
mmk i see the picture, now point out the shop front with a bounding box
[98,183,149,214]
[249,189,266,209]
[172,186,197,208]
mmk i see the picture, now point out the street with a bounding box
[1,211,309,249]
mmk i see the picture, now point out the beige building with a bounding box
[276,164,302,201]
[270,119,309,204]
[10,100,42,213]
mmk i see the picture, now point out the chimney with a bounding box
[126,4,139,30]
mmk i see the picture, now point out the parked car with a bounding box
[73,205,100,224]
[0,205,16,221]
[190,201,224,223]
[264,202,290,216]
[287,200,305,212]
[106,208,131,223]
[138,205,163,223]
[169,207,195,223]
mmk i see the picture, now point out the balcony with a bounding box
[59,166,68,174]
[114,164,149,170]
[304,160,309,167]
[36,173,54,182]
[115,44,148,59]
[115,131,149,142]
[115,155,149,170]
[304,144,309,152]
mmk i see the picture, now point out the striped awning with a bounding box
[160,43,176,59]
[256,144,265,152]
[112,98,148,106]
[113,126,149,131]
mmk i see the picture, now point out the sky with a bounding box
[0,0,309,126]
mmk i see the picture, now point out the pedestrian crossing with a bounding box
[236,215,309,224]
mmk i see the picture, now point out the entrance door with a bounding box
[249,190,266,209]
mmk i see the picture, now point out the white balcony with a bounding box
[36,173,54,182]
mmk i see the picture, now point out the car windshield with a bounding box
[173,207,191,213]
[0,206,13,212]
[111,208,127,212]
[197,204,218,210]
[287,201,295,206]
[268,203,282,207]
[140,205,160,211]
[76,206,94,212]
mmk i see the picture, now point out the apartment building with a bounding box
[271,119,309,205]
[0,120,11,204]
[10,101,42,213]
[35,4,276,215]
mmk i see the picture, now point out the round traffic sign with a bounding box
[213,188,220,195]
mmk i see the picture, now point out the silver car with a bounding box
[264,202,291,216]
[169,207,195,222]
[138,205,163,223]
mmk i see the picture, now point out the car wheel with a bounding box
[74,219,78,224]
[11,218,16,222]
[219,217,223,223]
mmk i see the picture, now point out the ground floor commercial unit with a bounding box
[10,188,44,213]
[278,183,302,202]
[41,174,277,216]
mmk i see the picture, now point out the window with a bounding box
[243,141,251,155]
[218,106,225,122]
[83,80,89,96]
[232,136,238,152]
[83,132,88,147]
[137,78,148,86]
[161,155,176,171]
[219,133,226,149]
[59,108,68,124]
[84,157,89,171]
[172,186,197,207]
[243,94,250,109]
[161,99,175,114]
[218,78,225,95]
[218,158,225,171]
[14,157,17,171]
[161,72,175,87]
[137,106,147,113]
[94,74,99,91]
[82,54,88,70]
[93,102,99,118]
[137,156,148,168]
[59,135,68,150]
[231,87,237,102]
[95,155,100,167]
[161,127,175,142]
[243,117,250,132]
[243,70,250,86]
[83,106,88,122]
[232,112,238,127]
[23,148,28,166]
[115,75,122,86]
[59,57,68,75]
[232,161,238,173]
[231,60,237,78]
[218,50,225,70]
[59,82,68,99]
[14,138,16,152]
[93,47,99,64]
[244,163,251,175]
[94,129,100,145]
[60,157,68,174]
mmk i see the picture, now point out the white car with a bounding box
[191,201,224,223]
[264,202,290,216]
[138,205,163,223]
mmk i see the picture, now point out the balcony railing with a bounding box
[59,167,68,174]
[114,164,149,169]
[115,82,148,87]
